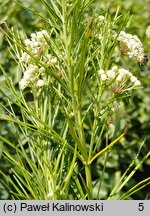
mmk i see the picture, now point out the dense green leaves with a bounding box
[0,0,149,200]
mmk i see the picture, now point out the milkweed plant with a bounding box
[0,0,150,200]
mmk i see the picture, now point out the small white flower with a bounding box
[19,78,27,89]
[98,69,105,75]
[24,39,31,46]
[112,66,118,71]
[36,79,45,87]
[101,73,107,81]
[28,64,38,73]
[98,33,102,40]
[31,33,36,38]
[21,52,29,62]
[26,55,31,62]
[106,70,115,79]
[116,74,123,82]
[24,70,31,78]
[32,41,39,47]
[39,67,45,74]
[32,48,39,55]
[98,15,105,21]
[118,31,145,61]
[134,80,141,86]
[49,57,57,65]
[118,68,128,74]
[130,76,137,83]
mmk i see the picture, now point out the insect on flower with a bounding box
[138,55,148,66]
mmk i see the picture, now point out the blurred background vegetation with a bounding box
[0,0,150,199]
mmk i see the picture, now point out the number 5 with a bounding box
[138,203,144,211]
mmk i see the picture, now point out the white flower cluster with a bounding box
[20,64,45,89]
[96,15,107,40]
[117,31,144,61]
[98,66,141,93]
[21,30,50,63]
[19,30,58,90]
[98,15,105,24]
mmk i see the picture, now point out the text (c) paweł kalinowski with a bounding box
[20,202,104,212]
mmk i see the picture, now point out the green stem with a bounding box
[88,86,103,160]
[85,164,93,199]
[90,127,128,164]
[61,0,93,199]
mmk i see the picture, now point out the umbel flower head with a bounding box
[19,64,45,89]
[98,66,141,93]
[19,30,59,91]
[21,30,50,64]
[19,30,51,90]
[117,31,145,63]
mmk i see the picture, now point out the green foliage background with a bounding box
[0,0,150,199]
